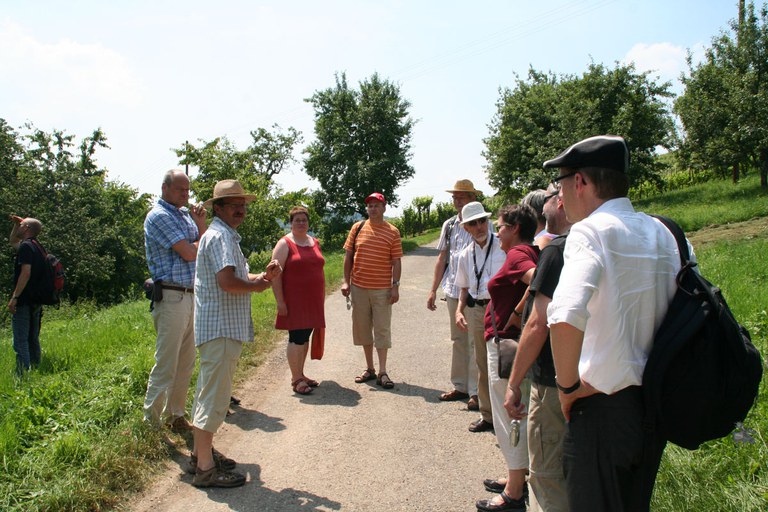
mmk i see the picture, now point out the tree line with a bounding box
[2,1,765,310]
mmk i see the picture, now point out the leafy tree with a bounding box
[1,121,151,306]
[675,1,768,189]
[176,128,308,254]
[304,72,415,218]
[485,63,674,197]
[411,196,433,233]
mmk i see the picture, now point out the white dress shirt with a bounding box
[547,198,683,394]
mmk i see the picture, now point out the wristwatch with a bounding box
[556,378,581,394]
[392,280,400,286]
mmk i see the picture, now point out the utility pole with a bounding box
[185,140,189,176]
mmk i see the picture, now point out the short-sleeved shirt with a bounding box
[485,244,539,341]
[454,235,505,300]
[523,234,567,387]
[436,215,493,299]
[343,220,403,290]
[547,198,681,394]
[13,239,46,307]
[194,217,254,347]
[144,198,199,287]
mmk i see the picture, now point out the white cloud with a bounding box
[0,20,144,123]
[623,42,688,85]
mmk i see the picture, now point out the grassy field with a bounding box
[0,176,767,510]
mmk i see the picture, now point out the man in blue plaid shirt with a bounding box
[143,169,207,431]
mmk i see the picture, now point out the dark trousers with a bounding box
[562,386,666,512]
[12,303,42,376]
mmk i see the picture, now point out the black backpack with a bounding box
[29,239,65,306]
[642,216,763,450]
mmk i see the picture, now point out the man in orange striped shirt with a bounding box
[341,192,403,390]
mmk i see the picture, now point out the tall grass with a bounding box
[652,237,768,511]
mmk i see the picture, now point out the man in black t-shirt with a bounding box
[503,185,571,512]
[8,216,47,376]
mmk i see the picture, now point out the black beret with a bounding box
[543,135,629,173]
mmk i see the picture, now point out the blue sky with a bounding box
[0,0,740,213]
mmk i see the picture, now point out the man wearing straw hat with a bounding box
[427,180,492,416]
[190,179,282,488]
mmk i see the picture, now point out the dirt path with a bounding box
[128,241,503,512]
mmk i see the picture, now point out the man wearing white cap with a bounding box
[427,180,492,412]
[544,135,682,511]
[190,179,282,488]
[454,201,506,433]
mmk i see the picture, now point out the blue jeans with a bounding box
[12,303,42,375]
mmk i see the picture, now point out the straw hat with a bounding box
[446,179,481,195]
[203,179,258,209]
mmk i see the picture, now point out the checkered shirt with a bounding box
[144,199,199,287]
[194,217,254,346]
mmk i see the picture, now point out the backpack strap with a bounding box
[351,219,367,263]
[650,214,690,266]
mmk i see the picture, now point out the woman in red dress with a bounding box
[271,206,326,395]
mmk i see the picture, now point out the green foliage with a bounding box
[0,120,151,307]
[176,129,309,254]
[675,1,768,189]
[484,63,674,195]
[304,72,416,219]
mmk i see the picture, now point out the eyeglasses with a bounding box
[466,218,488,227]
[544,190,559,201]
[551,171,578,185]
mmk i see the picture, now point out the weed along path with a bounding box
[130,241,502,512]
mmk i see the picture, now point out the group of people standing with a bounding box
[7,134,687,510]
[428,135,687,512]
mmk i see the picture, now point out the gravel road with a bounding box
[129,241,504,512]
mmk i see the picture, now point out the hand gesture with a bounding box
[264,259,282,281]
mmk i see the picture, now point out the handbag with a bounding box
[310,327,325,360]
[490,300,518,379]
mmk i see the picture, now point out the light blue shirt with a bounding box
[144,199,198,287]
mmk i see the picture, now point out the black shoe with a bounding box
[476,491,525,511]
[483,479,529,497]
[469,418,494,433]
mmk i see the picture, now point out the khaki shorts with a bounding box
[350,285,392,349]
[192,337,243,433]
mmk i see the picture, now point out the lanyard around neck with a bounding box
[472,234,493,294]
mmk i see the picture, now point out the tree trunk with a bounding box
[732,162,740,184]
[761,147,768,190]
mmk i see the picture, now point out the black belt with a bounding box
[474,299,490,306]
[162,284,194,294]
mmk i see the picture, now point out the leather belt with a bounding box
[162,284,194,294]
[474,299,490,306]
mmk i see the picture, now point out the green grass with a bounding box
[0,183,766,510]
[652,237,768,511]
[633,173,768,232]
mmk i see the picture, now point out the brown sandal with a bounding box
[377,372,394,389]
[192,466,246,488]
[354,368,376,383]
[292,378,313,395]
[302,376,319,387]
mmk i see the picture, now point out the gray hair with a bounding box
[521,189,547,225]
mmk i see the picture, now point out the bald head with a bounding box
[20,218,43,238]
[161,169,191,208]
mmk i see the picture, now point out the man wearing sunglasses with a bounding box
[454,201,507,433]
[544,135,682,511]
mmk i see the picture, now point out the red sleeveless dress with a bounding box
[275,236,326,330]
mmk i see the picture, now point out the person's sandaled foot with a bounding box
[187,447,237,474]
[440,389,470,401]
[192,466,246,488]
[475,490,525,512]
[354,368,376,383]
[376,372,394,389]
[483,478,507,493]
[302,376,319,387]
[292,378,313,395]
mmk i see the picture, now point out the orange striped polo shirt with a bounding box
[343,220,403,289]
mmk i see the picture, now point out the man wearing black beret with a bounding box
[544,135,683,511]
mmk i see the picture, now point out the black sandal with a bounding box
[377,372,394,389]
[354,368,376,383]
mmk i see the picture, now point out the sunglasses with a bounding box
[466,218,488,227]
[551,171,578,185]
